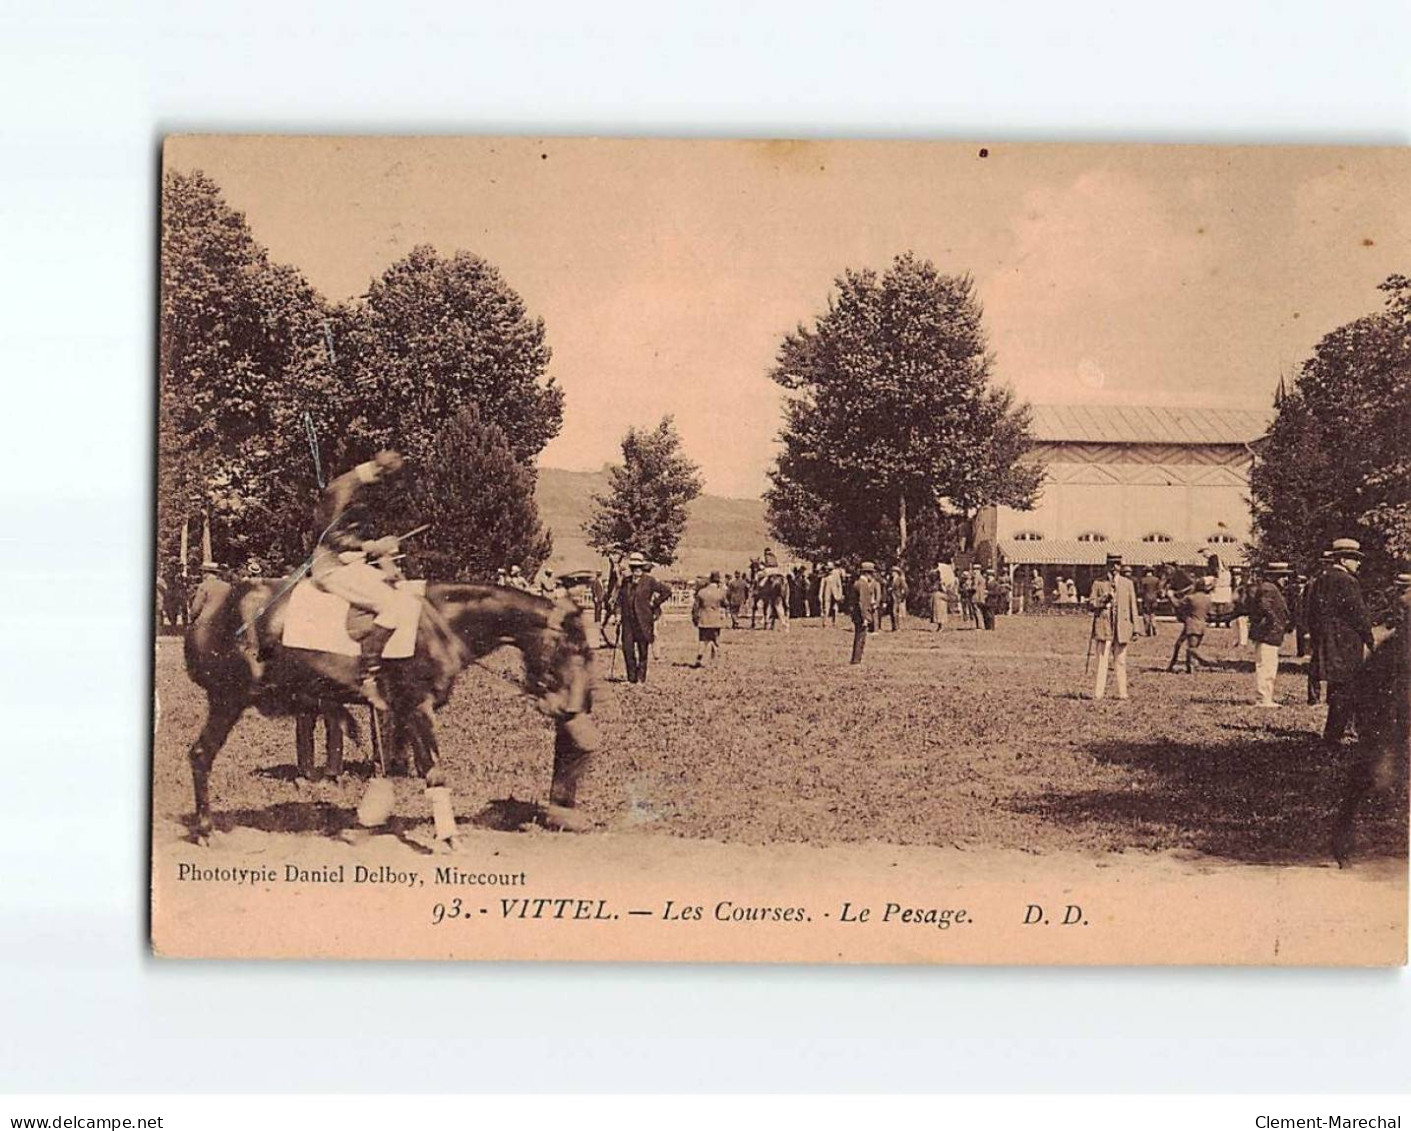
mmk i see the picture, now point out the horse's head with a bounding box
[528,595,601,752]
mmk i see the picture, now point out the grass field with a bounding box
[152,613,1407,864]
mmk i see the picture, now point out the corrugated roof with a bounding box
[998,538,1246,568]
[1029,404,1272,445]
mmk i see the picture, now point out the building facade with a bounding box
[980,404,1272,589]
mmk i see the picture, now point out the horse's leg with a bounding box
[294,712,315,781]
[410,699,439,781]
[188,699,243,843]
[323,704,344,780]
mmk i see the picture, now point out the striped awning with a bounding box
[997,539,1246,568]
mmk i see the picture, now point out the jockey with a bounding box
[311,450,419,711]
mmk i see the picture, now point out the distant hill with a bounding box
[535,467,770,578]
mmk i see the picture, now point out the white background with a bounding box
[2,0,1409,1094]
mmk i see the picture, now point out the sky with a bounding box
[165,136,1411,498]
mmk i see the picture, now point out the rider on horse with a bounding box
[311,450,419,711]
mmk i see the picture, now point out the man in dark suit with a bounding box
[1249,562,1293,707]
[1311,538,1375,747]
[617,551,672,684]
[850,561,881,664]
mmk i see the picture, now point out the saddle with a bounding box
[281,578,425,659]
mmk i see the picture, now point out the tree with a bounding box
[399,403,552,581]
[335,245,564,468]
[1250,275,1411,594]
[584,416,703,564]
[764,253,1041,567]
[158,169,334,572]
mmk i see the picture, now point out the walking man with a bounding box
[1249,562,1293,708]
[1139,568,1161,636]
[850,561,881,664]
[1088,552,1140,701]
[617,552,672,684]
[692,571,728,666]
[1167,576,1216,674]
[1311,538,1374,747]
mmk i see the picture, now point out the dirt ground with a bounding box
[152,611,1407,866]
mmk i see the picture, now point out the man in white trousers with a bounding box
[1087,552,1141,701]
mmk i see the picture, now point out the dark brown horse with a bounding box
[182,579,601,843]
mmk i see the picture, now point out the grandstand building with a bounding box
[976,404,1273,591]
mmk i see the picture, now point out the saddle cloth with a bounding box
[281,579,426,659]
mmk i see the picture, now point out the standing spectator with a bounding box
[1311,538,1375,748]
[692,571,728,666]
[1285,572,1308,657]
[959,567,976,626]
[1210,556,1235,627]
[725,571,747,629]
[1087,552,1140,701]
[508,565,532,591]
[806,564,822,619]
[589,570,606,624]
[1248,562,1293,708]
[819,562,844,626]
[1029,569,1045,613]
[1304,552,1335,703]
[1138,568,1162,636]
[188,560,228,621]
[1167,576,1216,674]
[888,566,909,631]
[972,568,992,629]
[930,577,949,631]
[850,561,881,664]
[789,565,807,620]
[617,552,672,684]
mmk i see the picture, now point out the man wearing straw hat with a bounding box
[1087,551,1140,701]
[1311,538,1375,747]
[1249,562,1293,708]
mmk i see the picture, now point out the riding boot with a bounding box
[359,624,394,712]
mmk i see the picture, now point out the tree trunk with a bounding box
[898,493,908,557]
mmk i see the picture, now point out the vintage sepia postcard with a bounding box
[152,136,1410,964]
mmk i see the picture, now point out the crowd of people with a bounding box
[1081,538,1408,743]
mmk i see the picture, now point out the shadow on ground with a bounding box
[1011,733,1408,865]
[204,794,561,842]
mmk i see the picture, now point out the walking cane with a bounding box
[1084,612,1097,676]
[608,619,623,679]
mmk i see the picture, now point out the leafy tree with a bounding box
[335,245,564,467]
[764,253,1041,571]
[398,403,552,581]
[584,416,703,564]
[1250,275,1411,593]
[158,169,333,573]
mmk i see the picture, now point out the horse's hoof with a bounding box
[357,778,396,827]
[542,804,592,832]
[437,836,464,854]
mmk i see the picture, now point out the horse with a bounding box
[182,578,601,845]
[749,571,790,630]
[1330,624,1410,866]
